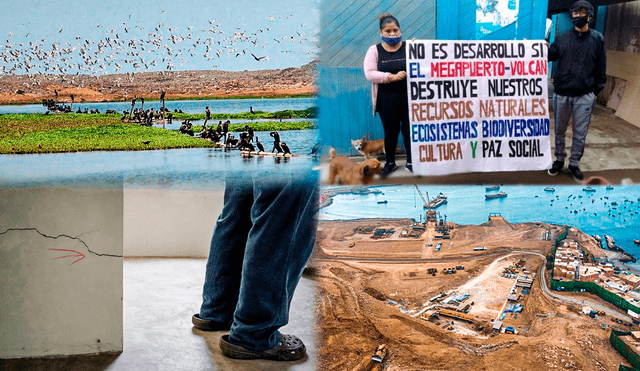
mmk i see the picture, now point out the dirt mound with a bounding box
[0,61,317,104]
[483,216,514,229]
[364,287,386,301]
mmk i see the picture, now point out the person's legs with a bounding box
[568,92,596,167]
[377,108,400,165]
[199,180,254,325]
[400,105,412,168]
[553,93,572,164]
[227,177,318,351]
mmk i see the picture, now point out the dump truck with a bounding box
[504,326,518,334]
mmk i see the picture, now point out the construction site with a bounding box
[313,192,639,371]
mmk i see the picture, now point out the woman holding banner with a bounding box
[364,13,412,178]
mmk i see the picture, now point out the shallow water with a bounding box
[320,184,640,263]
[162,118,316,131]
[0,129,320,188]
[0,97,317,115]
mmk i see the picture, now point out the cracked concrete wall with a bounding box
[0,185,123,358]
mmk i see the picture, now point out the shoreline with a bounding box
[0,91,316,106]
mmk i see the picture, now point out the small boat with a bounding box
[583,186,596,192]
[635,239,640,246]
[606,185,614,190]
[485,191,507,200]
[544,186,555,192]
[377,200,388,204]
[486,185,500,191]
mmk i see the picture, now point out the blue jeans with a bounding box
[553,92,596,167]
[199,175,318,351]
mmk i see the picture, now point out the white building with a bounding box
[605,281,629,293]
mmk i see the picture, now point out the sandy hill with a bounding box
[0,61,317,105]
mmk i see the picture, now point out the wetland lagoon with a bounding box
[0,97,319,187]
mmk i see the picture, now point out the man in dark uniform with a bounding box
[547,0,606,182]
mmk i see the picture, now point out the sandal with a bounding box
[219,333,306,361]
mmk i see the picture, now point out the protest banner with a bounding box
[406,40,552,176]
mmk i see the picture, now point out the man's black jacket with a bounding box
[549,28,606,97]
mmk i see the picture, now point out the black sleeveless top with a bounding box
[376,42,408,104]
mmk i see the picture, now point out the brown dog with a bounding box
[351,137,385,159]
[328,148,382,185]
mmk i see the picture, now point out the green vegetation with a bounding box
[1,114,121,139]
[0,113,213,154]
[0,111,315,154]
[0,123,218,154]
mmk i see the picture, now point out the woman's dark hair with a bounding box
[379,13,400,30]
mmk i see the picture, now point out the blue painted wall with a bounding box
[438,0,547,41]
[595,5,607,34]
[319,0,548,156]
[318,0,437,155]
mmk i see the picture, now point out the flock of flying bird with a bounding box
[0,12,317,76]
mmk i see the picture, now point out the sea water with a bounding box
[0,97,316,115]
[320,184,640,262]
[0,129,319,188]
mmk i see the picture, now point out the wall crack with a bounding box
[0,227,122,258]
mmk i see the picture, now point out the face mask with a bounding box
[571,16,589,28]
[381,35,402,46]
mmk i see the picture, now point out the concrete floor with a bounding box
[1,258,318,371]
[319,103,640,185]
